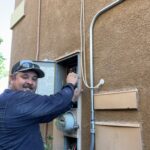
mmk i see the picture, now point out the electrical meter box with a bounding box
[53,51,81,150]
[34,60,56,95]
[34,51,81,150]
[54,54,79,108]
[34,60,56,142]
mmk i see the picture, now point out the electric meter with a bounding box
[55,111,79,133]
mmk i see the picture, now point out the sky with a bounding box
[0,0,15,92]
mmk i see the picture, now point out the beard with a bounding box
[22,84,35,93]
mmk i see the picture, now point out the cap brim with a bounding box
[18,68,45,78]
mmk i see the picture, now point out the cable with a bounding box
[80,0,90,88]
[80,0,104,89]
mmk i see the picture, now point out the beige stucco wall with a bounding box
[11,0,38,66]
[10,0,150,149]
[93,1,150,150]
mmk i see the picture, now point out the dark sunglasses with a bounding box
[15,60,40,72]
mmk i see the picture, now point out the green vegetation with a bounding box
[0,38,8,79]
[0,52,7,79]
[44,135,53,150]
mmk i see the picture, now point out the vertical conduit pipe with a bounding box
[89,0,125,150]
[36,0,41,60]
[36,0,49,143]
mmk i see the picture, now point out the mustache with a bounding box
[23,84,34,90]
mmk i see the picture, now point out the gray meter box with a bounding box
[34,60,56,96]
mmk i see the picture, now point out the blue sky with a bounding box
[0,0,15,69]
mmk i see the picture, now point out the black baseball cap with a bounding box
[11,60,45,78]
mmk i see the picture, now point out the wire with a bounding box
[80,0,104,89]
[72,144,76,150]
[80,0,90,88]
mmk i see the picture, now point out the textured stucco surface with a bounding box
[10,0,150,149]
[10,0,39,68]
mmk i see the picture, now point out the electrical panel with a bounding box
[54,55,79,108]
[34,52,81,150]
[54,54,79,136]
[34,60,56,95]
[64,136,77,150]
[53,52,81,150]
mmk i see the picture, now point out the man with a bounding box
[0,60,80,150]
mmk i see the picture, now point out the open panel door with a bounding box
[34,60,56,144]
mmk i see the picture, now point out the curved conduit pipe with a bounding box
[89,0,125,150]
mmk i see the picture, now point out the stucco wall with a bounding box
[10,0,150,149]
[93,1,150,149]
[10,0,39,67]
[39,0,81,59]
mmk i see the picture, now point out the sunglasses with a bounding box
[14,60,40,73]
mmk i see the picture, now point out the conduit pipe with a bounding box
[36,0,41,60]
[35,0,50,143]
[89,0,125,150]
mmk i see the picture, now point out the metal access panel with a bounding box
[54,54,79,92]
[53,51,82,150]
[95,122,143,150]
[54,54,79,108]
[34,60,56,96]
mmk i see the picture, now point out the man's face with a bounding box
[10,71,38,93]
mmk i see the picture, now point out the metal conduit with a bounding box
[89,0,125,150]
[36,0,41,60]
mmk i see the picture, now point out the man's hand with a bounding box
[66,72,78,86]
[66,72,82,102]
